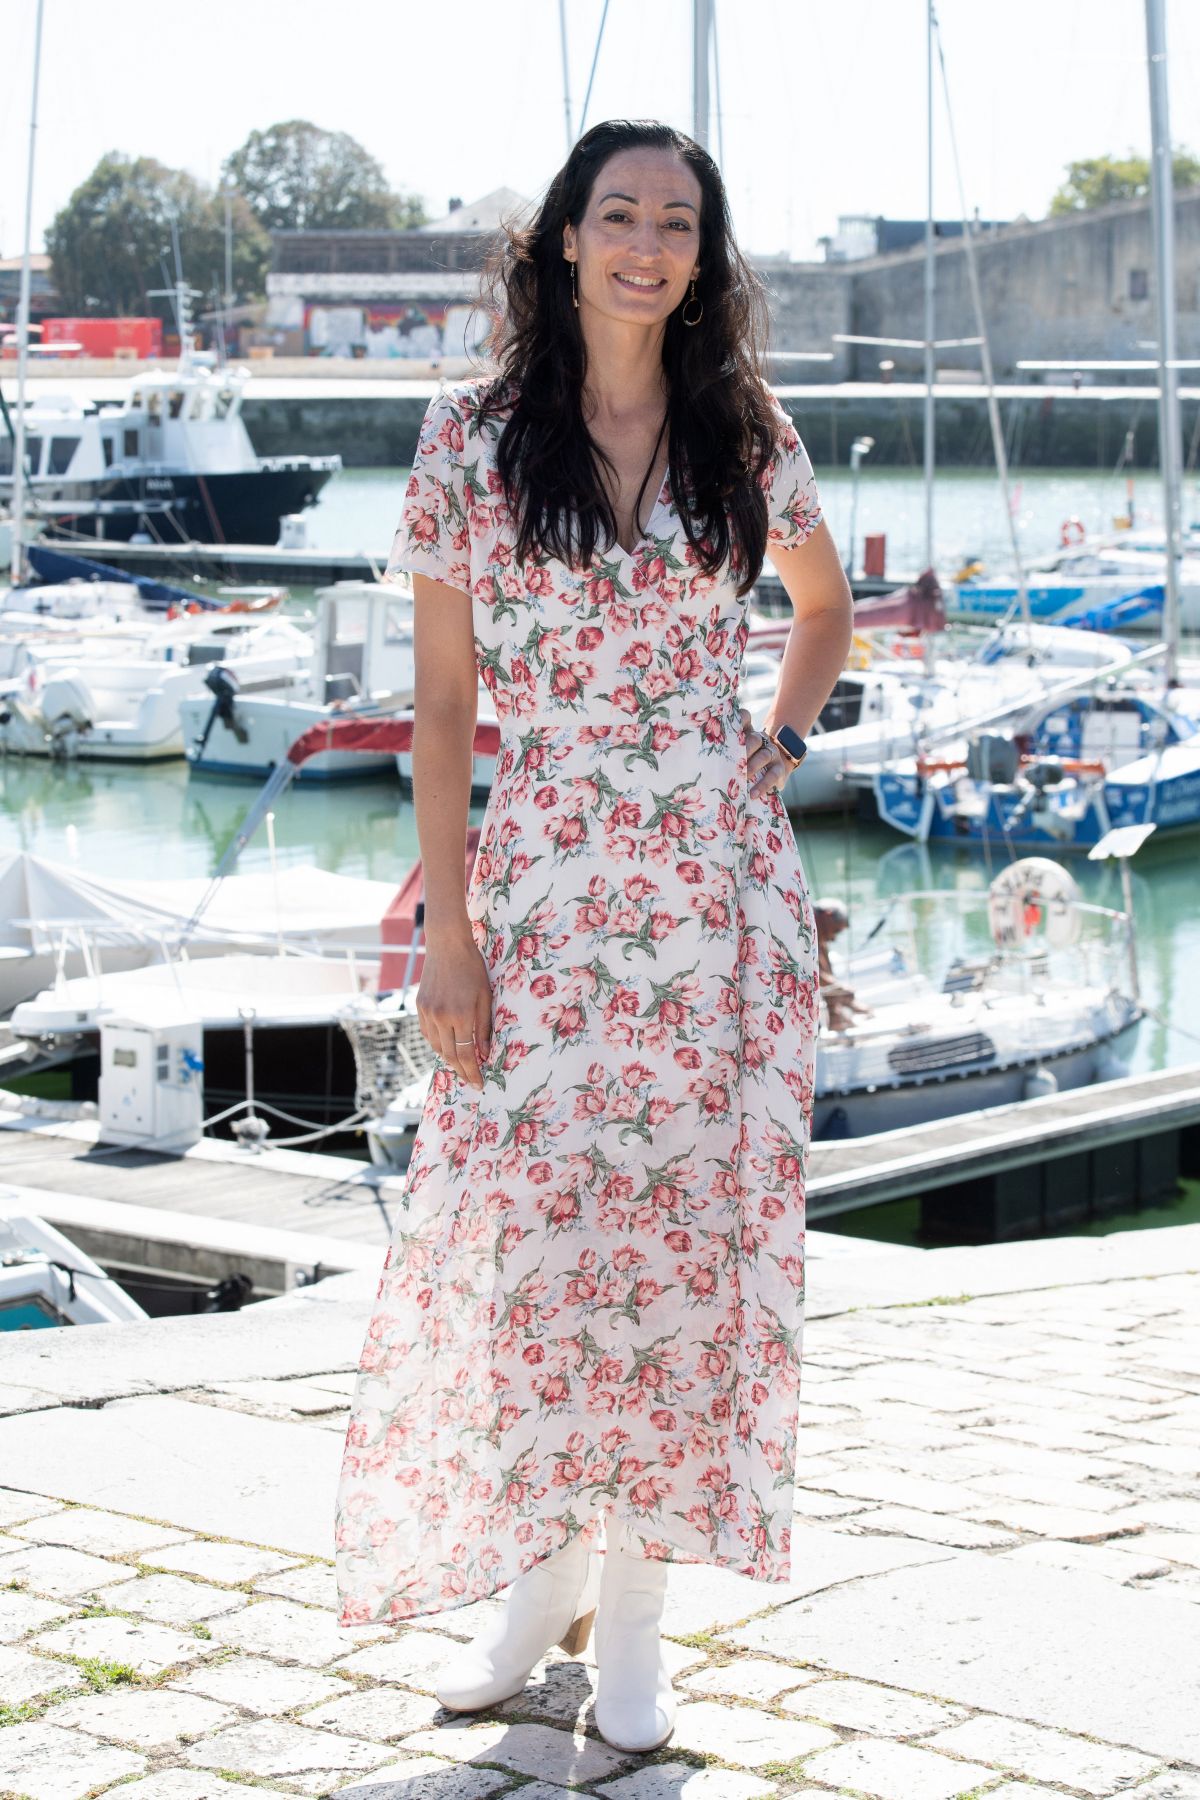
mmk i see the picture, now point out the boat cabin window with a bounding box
[214,388,235,420]
[168,390,185,419]
[817,677,863,734]
[21,436,43,476]
[147,391,163,423]
[48,437,80,475]
[129,389,144,408]
[188,388,212,421]
[123,428,139,458]
[102,435,115,468]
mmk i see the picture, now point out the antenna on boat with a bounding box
[7,0,45,588]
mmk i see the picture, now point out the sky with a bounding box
[2,0,1198,265]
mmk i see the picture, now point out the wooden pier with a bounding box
[2,1066,1197,1303]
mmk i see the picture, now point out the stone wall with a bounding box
[846,191,1200,381]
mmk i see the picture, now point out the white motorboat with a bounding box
[180,578,417,781]
[0,1204,149,1329]
[951,544,1200,634]
[0,849,405,1019]
[738,620,1141,812]
[0,611,313,760]
[812,848,1143,1138]
[0,287,340,547]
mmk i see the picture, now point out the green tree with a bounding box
[46,152,269,317]
[221,120,426,232]
[1050,148,1200,213]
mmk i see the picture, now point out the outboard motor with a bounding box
[966,733,1020,785]
[192,664,247,759]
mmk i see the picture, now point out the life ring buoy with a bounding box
[1059,517,1086,548]
[987,857,1082,951]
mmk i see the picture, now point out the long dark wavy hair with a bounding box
[474,119,780,598]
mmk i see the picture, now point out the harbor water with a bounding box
[3,464,1198,1246]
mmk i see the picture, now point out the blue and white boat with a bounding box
[871,687,1200,850]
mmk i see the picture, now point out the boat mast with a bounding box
[557,0,573,153]
[8,0,46,587]
[1144,0,1183,689]
[923,0,935,572]
[693,0,713,149]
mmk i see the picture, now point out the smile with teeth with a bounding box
[614,271,667,289]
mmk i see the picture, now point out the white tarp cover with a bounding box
[0,852,399,952]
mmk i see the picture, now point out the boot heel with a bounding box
[557,1605,595,1656]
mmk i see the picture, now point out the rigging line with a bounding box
[576,0,611,141]
[712,0,725,171]
[931,8,1028,627]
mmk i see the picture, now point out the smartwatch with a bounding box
[769,723,808,769]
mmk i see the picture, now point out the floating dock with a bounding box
[2,1065,1197,1307]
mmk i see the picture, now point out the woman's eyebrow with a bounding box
[597,191,698,213]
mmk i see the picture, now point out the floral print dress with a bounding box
[335,376,824,1626]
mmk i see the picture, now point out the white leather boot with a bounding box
[435,1536,600,1712]
[593,1515,677,1752]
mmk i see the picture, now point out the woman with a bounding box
[335,117,853,1755]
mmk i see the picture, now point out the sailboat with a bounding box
[867,0,1200,852]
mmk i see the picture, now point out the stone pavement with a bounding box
[1,1222,1199,1800]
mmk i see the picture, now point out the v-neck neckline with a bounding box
[612,468,672,562]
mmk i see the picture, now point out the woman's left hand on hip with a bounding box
[739,706,793,800]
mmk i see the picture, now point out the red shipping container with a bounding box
[41,317,163,359]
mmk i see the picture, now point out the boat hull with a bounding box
[7,462,338,547]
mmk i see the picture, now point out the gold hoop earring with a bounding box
[682,277,703,327]
[569,259,579,310]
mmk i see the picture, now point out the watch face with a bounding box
[776,724,807,764]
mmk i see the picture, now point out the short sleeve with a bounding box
[384,386,473,592]
[760,396,822,550]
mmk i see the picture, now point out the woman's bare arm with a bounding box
[409,570,492,1089]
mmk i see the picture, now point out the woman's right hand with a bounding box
[416,931,494,1092]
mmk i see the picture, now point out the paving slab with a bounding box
[679,1657,825,1701]
[397,1718,631,1784]
[781,1676,967,1736]
[923,1714,1159,1794]
[51,1685,239,1750]
[92,1570,250,1623]
[169,1652,349,1714]
[801,1738,997,1798]
[669,1698,838,1766]
[728,1555,1200,1763]
[184,1716,399,1790]
[329,1757,516,1798]
[96,1775,260,1800]
[0,1640,86,1702]
[0,1587,71,1641]
[598,1765,777,1799]
[662,1523,954,1639]
[27,1613,212,1676]
[297,1683,445,1739]
[146,1538,306,1583]
[332,1631,465,1688]
[205,1595,387,1664]
[0,1540,136,1600]
[0,1299,367,1404]
[6,1508,191,1557]
[0,1719,145,1800]
[0,1394,349,1558]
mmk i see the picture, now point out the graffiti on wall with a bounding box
[304,302,488,360]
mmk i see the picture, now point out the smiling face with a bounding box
[562,146,703,325]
